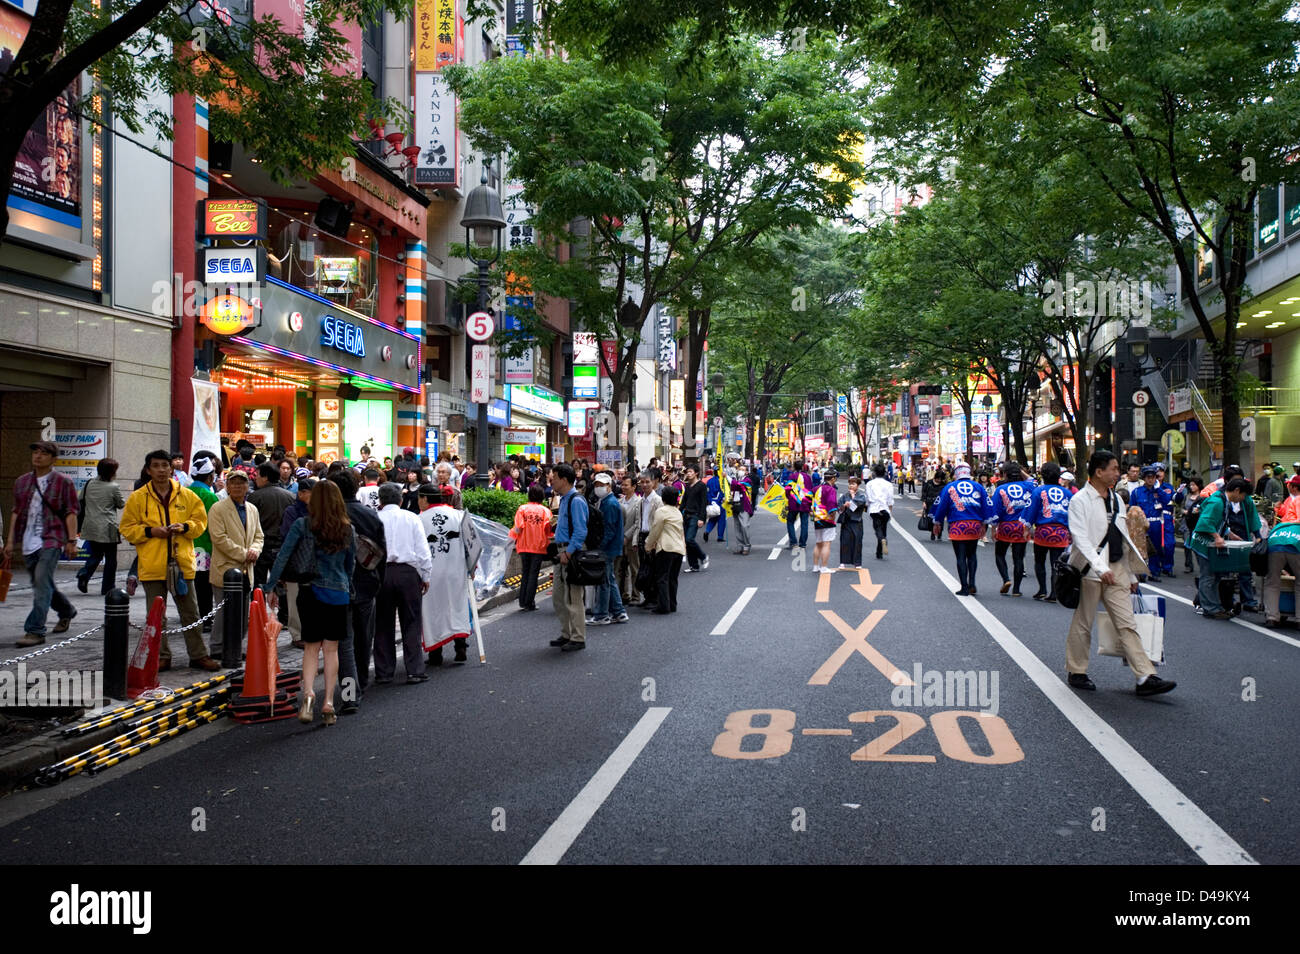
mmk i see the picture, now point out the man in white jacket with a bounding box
[1065,450,1176,697]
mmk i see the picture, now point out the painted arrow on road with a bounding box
[814,567,884,603]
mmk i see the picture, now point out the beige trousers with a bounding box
[1065,562,1156,680]
[1263,550,1300,622]
[553,562,587,643]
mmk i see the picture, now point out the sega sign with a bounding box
[203,247,265,284]
[321,315,366,357]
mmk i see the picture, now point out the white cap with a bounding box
[1060,471,1075,482]
[190,458,215,476]
[594,472,612,485]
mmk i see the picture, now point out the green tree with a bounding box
[444,32,863,459]
[0,0,408,242]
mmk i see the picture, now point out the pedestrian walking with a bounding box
[549,464,589,650]
[119,449,217,670]
[992,462,1033,596]
[588,472,627,625]
[644,486,685,613]
[75,457,126,595]
[837,475,867,567]
[864,463,893,560]
[704,469,727,544]
[930,462,992,596]
[6,440,81,647]
[1064,450,1175,696]
[922,470,945,541]
[1023,462,1072,602]
[264,479,356,725]
[680,466,709,572]
[509,485,553,611]
[1262,517,1300,628]
[374,483,432,682]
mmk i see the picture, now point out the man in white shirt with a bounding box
[865,462,895,558]
[355,468,382,511]
[1119,463,1144,496]
[373,483,432,683]
[1065,450,1176,697]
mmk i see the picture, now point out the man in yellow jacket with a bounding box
[120,449,217,671]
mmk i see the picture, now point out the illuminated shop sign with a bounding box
[321,315,366,357]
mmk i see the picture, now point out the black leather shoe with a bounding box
[560,640,586,652]
[549,636,571,647]
[1067,673,1097,691]
[454,644,468,662]
[428,649,444,667]
[1136,675,1176,697]
[406,673,430,683]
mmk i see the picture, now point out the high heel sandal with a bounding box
[298,694,315,724]
[321,705,337,726]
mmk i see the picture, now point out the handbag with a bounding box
[917,514,934,532]
[0,554,12,602]
[706,502,721,519]
[565,550,607,587]
[280,528,318,583]
[635,557,653,593]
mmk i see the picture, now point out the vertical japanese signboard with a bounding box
[471,344,491,403]
[414,0,458,187]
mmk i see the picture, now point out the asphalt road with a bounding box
[2,494,1295,865]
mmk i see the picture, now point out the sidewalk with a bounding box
[0,562,552,791]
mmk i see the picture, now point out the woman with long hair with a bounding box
[264,479,355,726]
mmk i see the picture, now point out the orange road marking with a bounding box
[809,610,915,687]
[815,570,831,602]
[851,567,883,601]
[801,728,853,736]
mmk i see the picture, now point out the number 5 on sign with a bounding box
[466,310,495,342]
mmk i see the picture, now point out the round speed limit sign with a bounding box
[1131,390,1150,407]
[465,310,495,342]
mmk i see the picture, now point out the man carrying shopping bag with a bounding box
[1063,450,1176,697]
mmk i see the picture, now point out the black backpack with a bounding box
[581,493,605,549]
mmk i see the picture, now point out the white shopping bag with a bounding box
[1097,593,1164,663]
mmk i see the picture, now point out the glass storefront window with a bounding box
[1259,184,1281,252]
[264,206,379,317]
[1285,182,1300,239]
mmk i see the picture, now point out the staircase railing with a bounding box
[1188,381,1223,454]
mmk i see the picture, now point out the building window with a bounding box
[265,205,380,317]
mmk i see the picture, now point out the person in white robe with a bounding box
[418,484,479,665]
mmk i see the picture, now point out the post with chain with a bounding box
[222,570,246,667]
[103,588,130,700]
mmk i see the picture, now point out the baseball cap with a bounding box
[29,440,57,455]
[594,472,612,485]
[190,458,215,476]
[1060,470,1075,483]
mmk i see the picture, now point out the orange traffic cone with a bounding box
[229,589,300,723]
[126,596,166,699]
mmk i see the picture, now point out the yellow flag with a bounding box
[719,470,732,517]
[758,481,789,521]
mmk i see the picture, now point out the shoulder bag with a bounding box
[561,494,606,586]
[280,517,318,583]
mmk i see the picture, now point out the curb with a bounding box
[0,720,132,794]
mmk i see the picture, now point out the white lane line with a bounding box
[520,707,672,865]
[768,547,782,561]
[897,529,1256,866]
[711,587,758,635]
[1143,583,1300,650]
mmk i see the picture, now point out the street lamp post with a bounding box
[460,170,507,489]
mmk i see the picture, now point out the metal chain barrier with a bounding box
[1,623,105,667]
[127,596,230,635]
